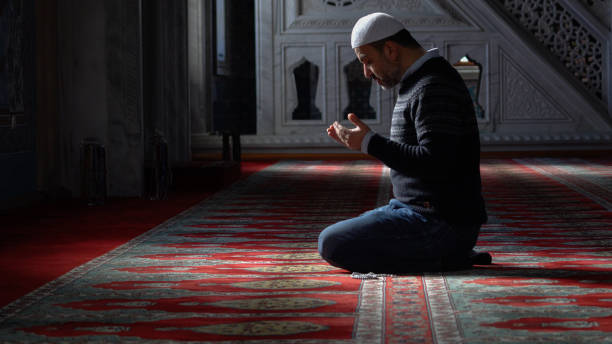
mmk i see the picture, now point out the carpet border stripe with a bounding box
[355,278,386,343]
[424,274,463,344]
[353,165,390,343]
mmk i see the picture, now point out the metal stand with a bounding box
[81,138,107,206]
[222,131,241,162]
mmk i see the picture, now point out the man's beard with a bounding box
[372,66,402,90]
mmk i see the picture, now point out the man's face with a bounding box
[354,43,402,89]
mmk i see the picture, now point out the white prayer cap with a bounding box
[351,12,405,49]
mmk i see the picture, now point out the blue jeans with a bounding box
[318,199,480,273]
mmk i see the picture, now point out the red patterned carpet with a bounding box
[0,158,610,343]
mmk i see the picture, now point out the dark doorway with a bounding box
[211,0,256,135]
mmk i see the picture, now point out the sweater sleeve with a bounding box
[360,130,375,153]
[366,83,466,176]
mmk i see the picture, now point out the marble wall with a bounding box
[192,0,612,153]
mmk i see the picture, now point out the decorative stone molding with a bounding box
[287,17,467,30]
[340,0,420,10]
[283,0,475,32]
[322,0,362,7]
[192,134,336,149]
[192,133,612,150]
[348,0,467,23]
[500,51,572,122]
[480,133,612,145]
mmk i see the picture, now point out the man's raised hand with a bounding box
[326,113,371,151]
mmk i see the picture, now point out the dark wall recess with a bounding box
[212,0,256,134]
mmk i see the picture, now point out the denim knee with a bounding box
[317,226,336,263]
[318,224,351,268]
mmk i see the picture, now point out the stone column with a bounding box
[57,0,144,197]
[187,0,213,135]
[105,0,145,196]
[35,0,60,197]
[142,0,190,165]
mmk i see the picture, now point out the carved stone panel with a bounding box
[343,58,376,120]
[281,44,326,126]
[337,44,379,123]
[500,51,572,123]
[292,59,323,120]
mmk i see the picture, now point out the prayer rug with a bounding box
[0,161,387,343]
[0,158,610,343]
[415,158,612,343]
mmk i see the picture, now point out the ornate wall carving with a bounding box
[501,0,604,100]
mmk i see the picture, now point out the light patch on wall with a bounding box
[453,55,485,119]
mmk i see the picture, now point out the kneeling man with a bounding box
[318,12,489,273]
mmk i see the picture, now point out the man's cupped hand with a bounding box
[327,113,371,151]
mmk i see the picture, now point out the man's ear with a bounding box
[383,41,399,62]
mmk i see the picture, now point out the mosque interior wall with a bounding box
[192,0,612,154]
[1,0,611,204]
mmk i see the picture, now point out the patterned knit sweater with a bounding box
[367,56,487,225]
